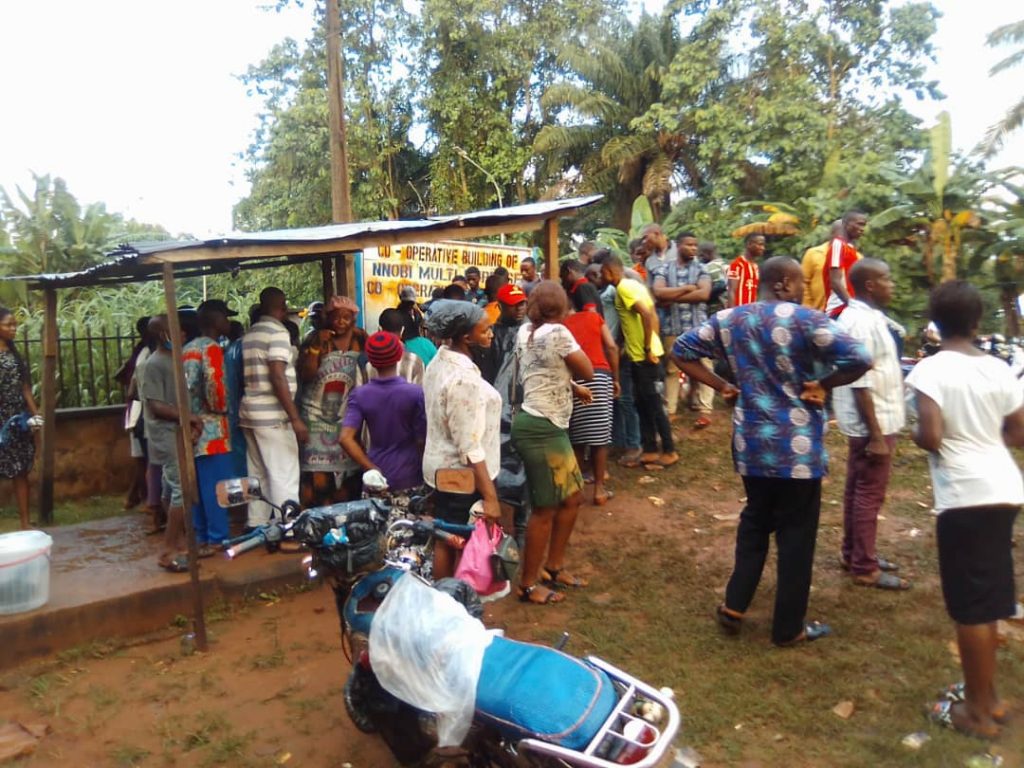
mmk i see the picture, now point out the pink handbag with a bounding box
[454,519,508,598]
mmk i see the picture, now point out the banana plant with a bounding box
[870,112,986,285]
[593,194,656,256]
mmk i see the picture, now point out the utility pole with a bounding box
[326,0,352,224]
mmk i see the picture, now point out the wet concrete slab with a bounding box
[0,514,307,669]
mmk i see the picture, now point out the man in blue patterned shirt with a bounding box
[672,256,871,647]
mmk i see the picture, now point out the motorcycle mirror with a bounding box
[215,477,264,508]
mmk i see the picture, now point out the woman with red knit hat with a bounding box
[340,331,427,492]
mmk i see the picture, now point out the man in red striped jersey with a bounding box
[823,211,868,318]
[727,234,765,307]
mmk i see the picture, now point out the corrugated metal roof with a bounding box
[3,195,603,288]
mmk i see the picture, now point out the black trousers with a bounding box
[725,475,822,644]
[632,360,674,454]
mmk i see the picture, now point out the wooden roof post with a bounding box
[161,262,208,652]
[38,287,58,525]
[543,216,559,281]
[321,257,334,302]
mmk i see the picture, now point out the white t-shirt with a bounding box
[832,299,906,437]
[516,323,581,429]
[905,350,1024,511]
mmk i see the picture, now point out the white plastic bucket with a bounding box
[0,530,53,614]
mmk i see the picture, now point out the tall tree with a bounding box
[532,11,682,229]
[979,18,1024,158]
[235,0,426,230]
[417,0,620,213]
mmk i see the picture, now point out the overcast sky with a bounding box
[0,0,1020,237]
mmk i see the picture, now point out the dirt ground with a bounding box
[2,415,1023,767]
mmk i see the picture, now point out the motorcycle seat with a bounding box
[475,635,617,751]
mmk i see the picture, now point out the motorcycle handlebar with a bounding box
[225,532,265,559]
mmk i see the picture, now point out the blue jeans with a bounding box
[612,356,641,450]
[192,452,236,545]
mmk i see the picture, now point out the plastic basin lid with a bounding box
[0,530,53,566]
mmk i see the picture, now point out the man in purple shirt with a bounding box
[340,331,427,491]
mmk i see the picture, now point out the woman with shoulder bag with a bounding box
[512,282,595,605]
[422,300,502,578]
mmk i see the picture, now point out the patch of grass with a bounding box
[27,673,66,717]
[57,639,117,664]
[556,422,1024,767]
[0,493,126,534]
[250,619,285,670]
[87,683,121,711]
[110,744,150,767]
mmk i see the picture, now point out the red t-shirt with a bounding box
[562,311,610,371]
[727,256,760,306]
[822,237,860,312]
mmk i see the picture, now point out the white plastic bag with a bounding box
[369,574,495,746]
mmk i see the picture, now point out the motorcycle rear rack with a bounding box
[515,655,681,767]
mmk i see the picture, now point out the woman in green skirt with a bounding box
[512,282,595,605]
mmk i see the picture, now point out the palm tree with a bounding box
[533,12,683,229]
[979,18,1024,158]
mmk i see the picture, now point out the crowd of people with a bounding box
[15,208,1011,742]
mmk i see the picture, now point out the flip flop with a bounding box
[839,554,900,572]
[517,584,565,605]
[941,683,1010,725]
[641,462,665,472]
[541,568,589,589]
[617,452,642,468]
[158,555,189,573]
[715,605,742,635]
[196,544,218,559]
[928,699,1000,740]
[775,621,832,647]
[853,572,911,590]
[593,490,614,506]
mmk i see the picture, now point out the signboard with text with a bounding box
[354,240,536,332]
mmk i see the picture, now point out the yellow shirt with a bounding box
[801,242,828,310]
[614,278,664,362]
[803,240,862,310]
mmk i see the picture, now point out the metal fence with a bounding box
[18,325,137,409]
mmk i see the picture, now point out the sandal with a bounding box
[593,490,614,506]
[658,452,680,467]
[928,699,1000,740]
[617,451,642,468]
[715,605,742,636]
[775,621,832,647]
[517,584,565,605]
[158,554,190,573]
[941,683,1010,725]
[640,462,664,472]
[694,415,712,430]
[853,572,911,590]
[839,554,900,572]
[196,544,218,559]
[541,567,589,589]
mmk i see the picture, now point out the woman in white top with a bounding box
[422,300,501,578]
[511,282,595,605]
[905,280,1024,739]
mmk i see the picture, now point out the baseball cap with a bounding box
[197,299,238,317]
[497,284,527,306]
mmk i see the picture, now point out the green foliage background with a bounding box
[3,0,1024,399]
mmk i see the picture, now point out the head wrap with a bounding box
[424,299,484,340]
[365,331,404,369]
[327,295,360,316]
